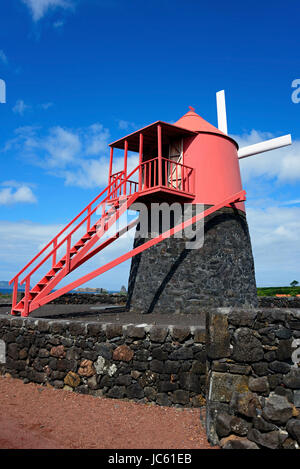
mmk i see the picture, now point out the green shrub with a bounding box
[257,286,300,297]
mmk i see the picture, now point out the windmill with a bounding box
[9,91,292,316]
[127,92,292,314]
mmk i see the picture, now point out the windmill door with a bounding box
[168,139,183,190]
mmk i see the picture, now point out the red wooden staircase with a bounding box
[9,165,140,317]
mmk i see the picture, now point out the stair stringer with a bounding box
[16,193,139,315]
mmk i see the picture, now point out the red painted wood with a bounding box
[139,133,143,191]
[108,147,114,191]
[157,124,162,187]
[124,140,128,182]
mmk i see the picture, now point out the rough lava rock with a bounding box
[262,394,294,425]
[113,345,134,362]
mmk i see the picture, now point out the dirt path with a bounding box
[0,375,215,449]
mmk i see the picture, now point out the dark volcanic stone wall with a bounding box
[258,297,300,309]
[127,207,258,314]
[206,308,300,449]
[0,314,206,408]
[50,293,126,305]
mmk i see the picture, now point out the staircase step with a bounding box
[50,267,61,273]
[75,240,85,247]
[31,283,44,290]
[30,291,39,297]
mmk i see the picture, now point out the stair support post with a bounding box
[108,147,114,196]
[123,140,128,196]
[11,277,19,314]
[52,238,57,268]
[157,124,162,187]
[66,235,71,273]
[87,205,91,231]
[138,133,143,191]
[22,277,31,317]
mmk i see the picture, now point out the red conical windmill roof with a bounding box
[174,106,226,136]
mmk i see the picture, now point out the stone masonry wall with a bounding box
[0,314,206,408]
[206,308,300,449]
[127,207,258,314]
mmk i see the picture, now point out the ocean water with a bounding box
[0,288,119,295]
[0,288,24,295]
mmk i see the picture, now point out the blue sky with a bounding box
[0,0,299,290]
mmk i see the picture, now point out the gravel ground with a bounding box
[0,375,216,450]
[0,304,206,327]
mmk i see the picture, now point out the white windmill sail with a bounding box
[216,90,228,134]
[238,134,292,159]
[216,90,292,158]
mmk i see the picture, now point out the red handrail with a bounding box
[9,183,111,285]
[140,157,194,194]
[110,170,125,179]
[161,157,193,171]
[18,164,141,285]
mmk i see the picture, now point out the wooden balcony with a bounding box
[108,157,195,204]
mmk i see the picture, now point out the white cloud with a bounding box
[280,199,300,206]
[40,102,54,110]
[247,205,300,286]
[0,50,7,64]
[59,151,139,189]
[0,220,63,283]
[232,130,300,285]
[234,130,300,184]
[4,124,139,189]
[13,100,31,116]
[0,181,37,205]
[84,123,110,155]
[118,120,138,131]
[53,20,64,28]
[42,126,82,168]
[22,0,74,22]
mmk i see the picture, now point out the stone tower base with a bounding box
[127,206,258,314]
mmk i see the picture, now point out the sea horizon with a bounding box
[0,288,120,295]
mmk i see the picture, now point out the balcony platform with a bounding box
[134,185,195,204]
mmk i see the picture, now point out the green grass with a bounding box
[0,293,11,301]
[257,286,300,297]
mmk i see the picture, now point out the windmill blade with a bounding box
[216,90,228,134]
[238,134,292,159]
